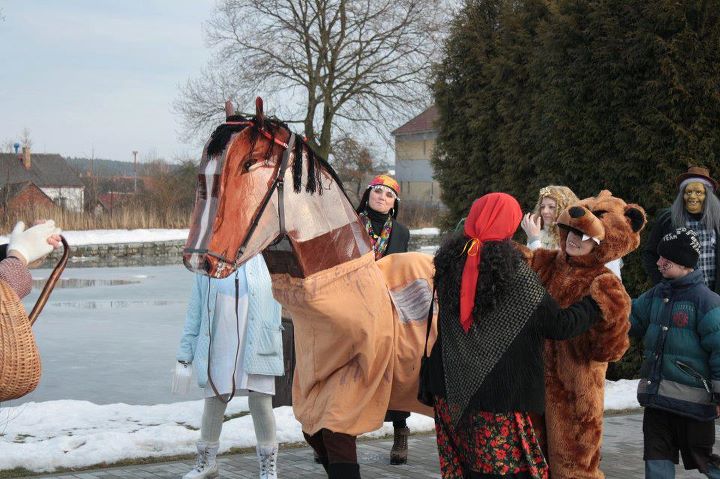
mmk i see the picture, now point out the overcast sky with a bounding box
[0,0,215,163]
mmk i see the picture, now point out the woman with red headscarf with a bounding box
[424,193,602,479]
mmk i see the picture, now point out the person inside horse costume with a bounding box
[182,99,436,479]
[356,174,414,465]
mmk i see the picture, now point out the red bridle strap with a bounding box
[224,121,289,148]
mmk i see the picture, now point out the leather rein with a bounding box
[234,131,296,260]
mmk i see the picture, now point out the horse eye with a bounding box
[243,159,256,171]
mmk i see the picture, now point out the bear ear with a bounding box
[625,204,646,233]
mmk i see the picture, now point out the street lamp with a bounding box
[132,150,138,192]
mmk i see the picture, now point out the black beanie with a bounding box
[657,227,701,268]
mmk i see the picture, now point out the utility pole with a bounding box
[90,147,95,215]
[132,150,138,193]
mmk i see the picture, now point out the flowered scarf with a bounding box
[360,212,393,259]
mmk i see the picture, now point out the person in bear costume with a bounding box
[527,190,647,478]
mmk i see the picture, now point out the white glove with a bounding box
[7,221,61,264]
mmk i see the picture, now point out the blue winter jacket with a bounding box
[176,255,284,388]
[630,269,720,421]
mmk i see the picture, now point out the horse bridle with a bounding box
[235,132,296,260]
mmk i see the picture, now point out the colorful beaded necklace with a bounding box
[360,212,393,259]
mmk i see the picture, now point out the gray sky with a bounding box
[0,0,215,163]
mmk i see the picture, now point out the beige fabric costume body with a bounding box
[271,252,436,436]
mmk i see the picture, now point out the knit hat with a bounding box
[657,227,701,269]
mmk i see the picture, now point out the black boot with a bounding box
[390,426,409,464]
[328,462,361,479]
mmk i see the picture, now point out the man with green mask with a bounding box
[643,166,720,292]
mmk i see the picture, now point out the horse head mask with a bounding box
[183,98,371,278]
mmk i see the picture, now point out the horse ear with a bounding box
[256,96,265,129]
[224,99,234,119]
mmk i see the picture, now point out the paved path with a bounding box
[25,413,720,478]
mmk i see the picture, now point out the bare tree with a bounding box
[175,0,448,159]
[331,134,386,200]
[20,128,32,150]
[1,139,15,153]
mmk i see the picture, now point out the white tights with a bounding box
[200,391,276,447]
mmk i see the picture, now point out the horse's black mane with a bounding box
[206,114,345,197]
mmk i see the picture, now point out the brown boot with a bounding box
[390,426,409,465]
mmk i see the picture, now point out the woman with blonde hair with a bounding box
[522,186,578,250]
[521,185,623,278]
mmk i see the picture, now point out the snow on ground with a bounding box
[0,380,639,472]
[409,227,440,236]
[0,229,191,246]
[604,378,640,411]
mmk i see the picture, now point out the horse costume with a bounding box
[182,99,436,477]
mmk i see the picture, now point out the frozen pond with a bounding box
[18,265,203,405]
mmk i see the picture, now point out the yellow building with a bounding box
[392,106,443,205]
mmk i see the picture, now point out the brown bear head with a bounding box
[556,190,647,266]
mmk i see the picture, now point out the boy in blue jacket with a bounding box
[631,227,720,478]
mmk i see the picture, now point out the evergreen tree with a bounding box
[433,0,720,378]
[434,0,720,295]
[432,0,504,222]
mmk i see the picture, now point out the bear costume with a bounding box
[528,190,646,478]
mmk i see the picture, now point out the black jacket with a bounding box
[426,294,599,413]
[385,221,409,256]
[363,208,410,257]
[0,244,7,261]
[425,237,600,414]
[642,209,720,293]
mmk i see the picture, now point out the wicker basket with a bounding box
[0,281,40,401]
[0,237,69,402]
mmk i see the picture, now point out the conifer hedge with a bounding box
[432,0,720,378]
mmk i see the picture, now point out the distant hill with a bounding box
[66,157,178,177]
[66,157,137,177]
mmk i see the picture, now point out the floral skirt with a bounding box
[433,397,549,479]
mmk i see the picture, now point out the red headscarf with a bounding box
[460,193,523,332]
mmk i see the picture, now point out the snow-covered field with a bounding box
[0,228,641,473]
[0,229,191,246]
[0,227,439,247]
[0,380,640,472]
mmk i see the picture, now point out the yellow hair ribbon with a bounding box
[461,238,481,257]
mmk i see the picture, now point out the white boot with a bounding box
[257,444,278,479]
[183,441,219,479]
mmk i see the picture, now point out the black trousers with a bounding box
[303,428,357,464]
[384,409,410,426]
[643,407,720,472]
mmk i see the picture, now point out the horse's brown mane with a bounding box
[206,115,349,199]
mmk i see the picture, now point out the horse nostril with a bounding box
[569,207,585,218]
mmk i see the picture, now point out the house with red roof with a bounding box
[0,148,85,212]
